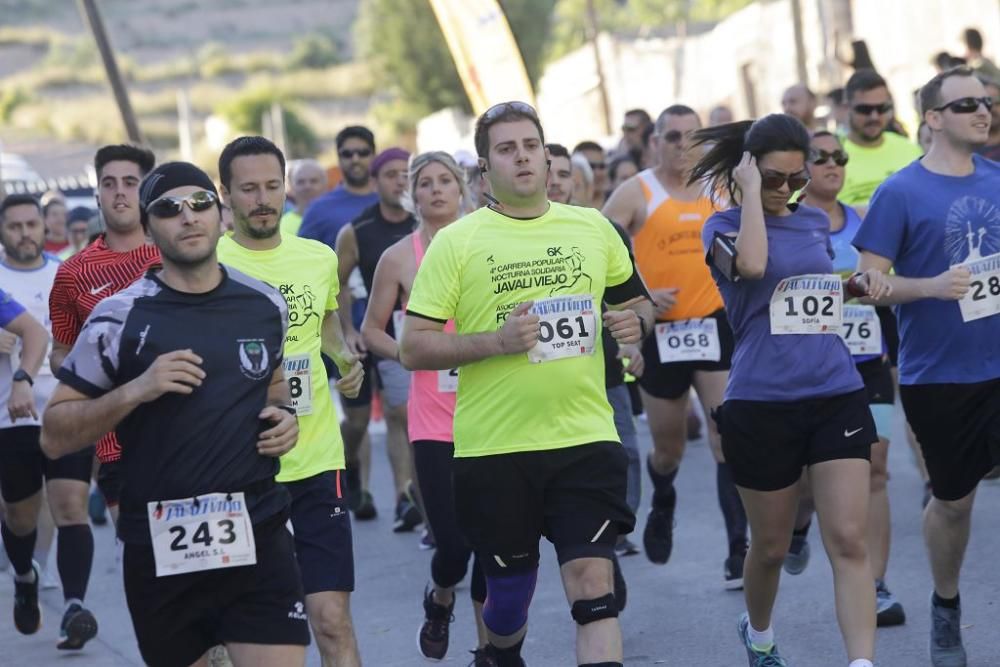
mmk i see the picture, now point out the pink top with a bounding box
[407,232,457,443]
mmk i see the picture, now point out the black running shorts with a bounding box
[638,309,734,400]
[96,459,122,507]
[453,441,635,577]
[900,378,1000,501]
[123,513,310,667]
[715,389,876,492]
[0,426,93,503]
[284,470,354,594]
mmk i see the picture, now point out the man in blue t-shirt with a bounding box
[854,67,1000,667]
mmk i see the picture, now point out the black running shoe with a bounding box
[394,484,423,533]
[469,647,500,667]
[643,503,675,565]
[418,586,454,660]
[612,553,627,611]
[13,563,41,635]
[724,545,747,591]
[57,603,98,650]
[353,490,377,520]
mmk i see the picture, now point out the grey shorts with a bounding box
[375,358,411,408]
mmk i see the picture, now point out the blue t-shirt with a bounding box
[0,289,25,328]
[853,156,1000,385]
[297,184,379,249]
[702,204,863,402]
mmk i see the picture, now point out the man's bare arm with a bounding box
[858,252,970,305]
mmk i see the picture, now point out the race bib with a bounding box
[437,368,459,393]
[284,354,313,416]
[839,305,882,356]
[393,310,405,340]
[527,295,597,364]
[655,318,721,363]
[955,253,1000,323]
[147,492,256,577]
[769,274,843,335]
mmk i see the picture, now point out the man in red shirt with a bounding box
[49,145,159,527]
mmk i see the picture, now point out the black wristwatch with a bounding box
[12,369,33,386]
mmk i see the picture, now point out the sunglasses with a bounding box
[339,148,373,159]
[482,101,539,123]
[146,191,219,218]
[621,124,640,132]
[760,170,810,192]
[589,161,607,170]
[661,129,694,144]
[811,149,849,167]
[852,102,893,116]
[932,96,994,114]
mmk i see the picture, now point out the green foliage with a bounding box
[0,87,30,122]
[287,32,343,70]
[217,88,319,158]
[43,36,99,69]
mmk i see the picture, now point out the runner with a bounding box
[279,159,328,237]
[360,151,490,663]
[41,161,310,667]
[400,101,654,667]
[335,147,421,532]
[782,131,906,628]
[693,113,889,667]
[215,136,365,667]
[854,66,1000,667]
[49,144,159,525]
[603,104,749,588]
[0,194,102,650]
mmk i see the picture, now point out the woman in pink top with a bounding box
[361,151,489,664]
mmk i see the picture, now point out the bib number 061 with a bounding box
[539,316,590,343]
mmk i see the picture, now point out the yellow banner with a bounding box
[428,0,536,115]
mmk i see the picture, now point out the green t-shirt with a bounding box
[217,233,345,480]
[841,132,922,206]
[406,202,635,458]
[280,210,303,238]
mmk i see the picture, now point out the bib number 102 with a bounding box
[539,316,590,343]
[168,520,237,551]
[784,295,835,317]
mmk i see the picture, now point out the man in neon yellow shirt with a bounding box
[215,136,365,667]
[401,102,654,667]
[841,69,923,208]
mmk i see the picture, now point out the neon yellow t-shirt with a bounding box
[217,233,345,480]
[406,202,635,458]
[280,210,303,238]
[841,133,922,206]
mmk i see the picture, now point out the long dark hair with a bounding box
[687,114,811,205]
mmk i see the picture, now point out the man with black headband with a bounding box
[401,101,654,667]
[41,161,310,667]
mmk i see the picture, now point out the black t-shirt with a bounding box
[351,203,416,295]
[58,266,290,544]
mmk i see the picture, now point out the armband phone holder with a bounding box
[710,232,740,282]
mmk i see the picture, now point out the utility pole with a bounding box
[790,0,809,87]
[585,0,613,136]
[77,0,143,143]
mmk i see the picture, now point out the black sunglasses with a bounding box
[339,148,373,159]
[811,149,849,167]
[760,170,810,192]
[662,129,693,144]
[482,101,539,123]
[852,102,894,116]
[589,161,607,170]
[932,96,994,114]
[146,191,218,218]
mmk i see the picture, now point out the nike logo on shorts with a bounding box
[844,427,864,438]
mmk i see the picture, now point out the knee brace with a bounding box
[483,568,538,636]
[571,593,618,625]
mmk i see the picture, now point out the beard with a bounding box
[343,164,370,189]
[4,240,42,262]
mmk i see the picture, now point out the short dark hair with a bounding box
[845,68,888,102]
[0,194,41,221]
[624,109,652,126]
[218,136,286,190]
[608,154,637,182]
[655,104,699,132]
[920,66,978,115]
[964,28,984,52]
[473,103,545,159]
[572,140,602,154]
[335,125,375,151]
[545,143,570,160]
[94,144,155,180]
[42,199,66,217]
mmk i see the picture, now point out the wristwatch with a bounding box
[12,369,33,386]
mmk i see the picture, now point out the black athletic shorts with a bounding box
[97,459,122,507]
[900,378,1000,501]
[123,512,310,667]
[327,353,379,409]
[0,426,93,503]
[638,309,734,400]
[856,357,894,405]
[715,389,876,492]
[453,441,634,577]
[284,470,354,594]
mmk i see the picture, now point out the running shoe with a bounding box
[738,612,787,667]
[418,585,454,660]
[724,544,747,591]
[783,531,811,575]
[13,561,41,635]
[615,537,640,557]
[929,594,966,667]
[875,579,906,627]
[612,553,627,611]
[88,488,107,526]
[394,484,423,533]
[469,647,500,667]
[642,501,676,565]
[419,528,436,551]
[57,603,98,650]
[354,490,377,520]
